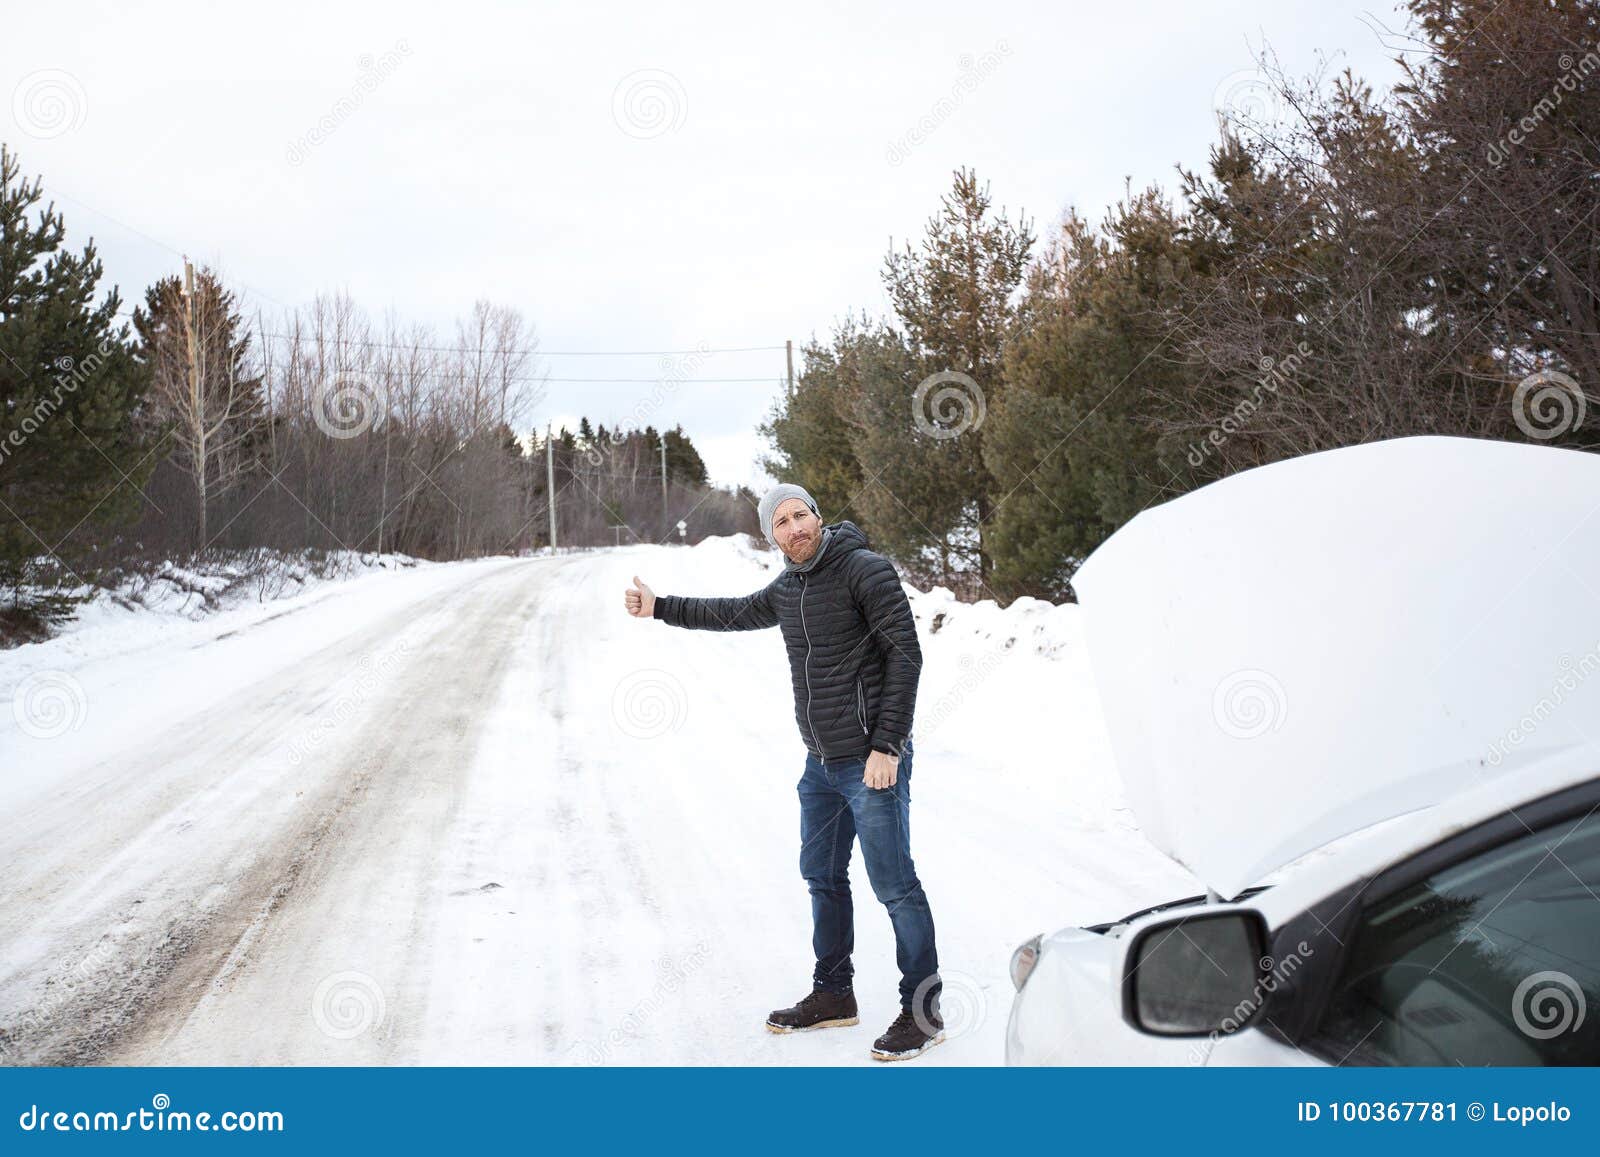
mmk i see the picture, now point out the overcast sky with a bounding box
[6,0,1410,490]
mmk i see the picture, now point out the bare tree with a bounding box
[133,262,265,548]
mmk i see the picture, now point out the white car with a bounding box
[1006,436,1600,1066]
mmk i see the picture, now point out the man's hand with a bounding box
[863,749,898,790]
[624,575,656,619]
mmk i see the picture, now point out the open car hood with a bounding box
[1072,436,1600,900]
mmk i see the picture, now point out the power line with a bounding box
[254,333,786,358]
[531,376,783,384]
[332,373,780,384]
[110,309,783,359]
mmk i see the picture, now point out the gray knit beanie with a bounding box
[758,483,820,543]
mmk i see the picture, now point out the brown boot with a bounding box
[765,989,859,1033]
[870,1006,945,1061]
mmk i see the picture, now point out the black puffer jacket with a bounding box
[652,520,921,762]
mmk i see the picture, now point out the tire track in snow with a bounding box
[102,559,566,1064]
[0,559,554,1064]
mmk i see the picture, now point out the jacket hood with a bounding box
[783,519,869,574]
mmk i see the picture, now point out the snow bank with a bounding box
[651,530,1081,658]
[4,550,429,667]
[68,549,426,625]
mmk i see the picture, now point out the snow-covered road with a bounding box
[0,539,1199,1065]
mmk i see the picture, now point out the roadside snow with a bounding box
[0,552,513,812]
[8,550,430,665]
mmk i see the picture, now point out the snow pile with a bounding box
[83,549,426,623]
[4,550,430,661]
[659,530,1083,660]
[909,586,1080,660]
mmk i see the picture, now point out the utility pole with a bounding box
[546,421,557,553]
[181,256,207,546]
[659,434,668,527]
[786,339,794,398]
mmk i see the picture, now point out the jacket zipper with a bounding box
[855,675,868,735]
[798,573,825,765]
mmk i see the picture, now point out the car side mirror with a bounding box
[1121,909,1270,1036]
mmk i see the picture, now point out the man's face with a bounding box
[772,497,822,563]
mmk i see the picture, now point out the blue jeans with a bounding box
[798,738,940,1019]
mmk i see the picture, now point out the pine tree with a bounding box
[0,146,155,637]
[662,424,707,486]
[876,167,1034,588]
[758,321,871,528]
[985,201,1188,601]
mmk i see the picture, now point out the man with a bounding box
[623,483,943,1061]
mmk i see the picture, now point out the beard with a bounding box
[785,530,820,563]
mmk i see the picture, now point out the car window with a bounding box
[1314,808,1599,1065]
